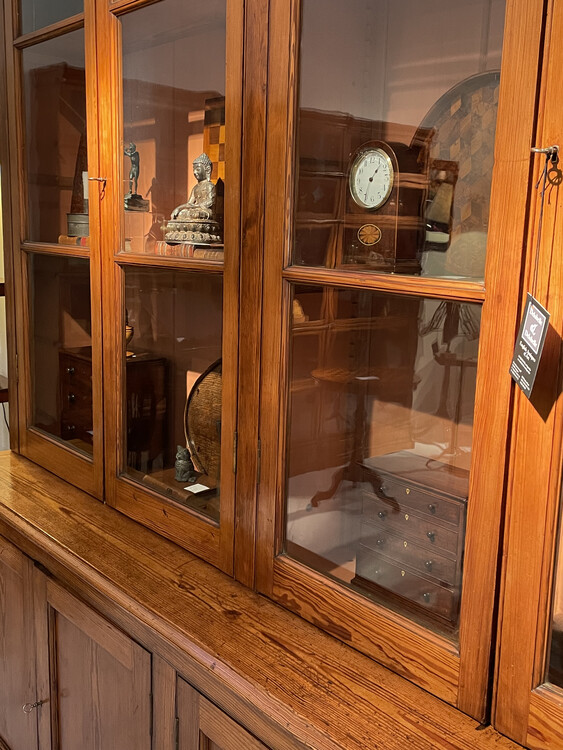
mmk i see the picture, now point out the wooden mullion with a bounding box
[115,253,224,274]
[13,13,84,49]
[108,0,162,17]
[255,0,298,595]
[85,0,104,500]
[97,0,123,514]
[233,0,269,587]
[283,265,486,303]
[220,0,244,575]
[21,242,91,260]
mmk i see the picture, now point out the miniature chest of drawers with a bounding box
[59,348,167,470]
[354,450,468,626]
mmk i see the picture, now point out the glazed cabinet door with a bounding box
[95,0,243,573]
[0,538,38,750]
[1,0,103,497]
[177,678,270,750]
[34,572,152,750]
[258,0,546,718]
[494,1,563,746]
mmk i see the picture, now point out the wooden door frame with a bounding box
[0,0,20,454]
[0,0,103,498]
[494,0,563,745]
[97,0,245,575]
[257,0,547,718]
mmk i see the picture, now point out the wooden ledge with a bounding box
[0,452,518,750]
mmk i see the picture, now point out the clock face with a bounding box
[349,147,394,210]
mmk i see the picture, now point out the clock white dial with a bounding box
[349,147,394,210]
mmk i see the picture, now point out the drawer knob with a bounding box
[376,538,385,547]
[377,511,387,519]
[426,531,436,543]
[66,424,76,432]
[428,504,436,514]
[422,592,431,604]
[425,560,433,571]
[67,393,76,404]
[405,488,411,495]
[66,366,75,375]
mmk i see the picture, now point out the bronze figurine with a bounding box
[164,153,222,244]
[124,142,149,212]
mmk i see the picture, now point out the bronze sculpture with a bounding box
[124,142,149,211]
[164,153,223,244]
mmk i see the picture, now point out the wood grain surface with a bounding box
[493,0,563,745]
[0,538,38,750]
[259,0,546,721]
[0,452,522,750]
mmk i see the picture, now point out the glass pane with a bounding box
[286,285,480,634]
[294,0,506,280]
[123,267,223,522]
[20,0,83,36]
[29,254,92,456]
[22,30,88,245]
[121,0,226,260]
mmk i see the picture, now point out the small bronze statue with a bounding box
[124,142,149,212]
[164,153,222,245]
[174,445,198,483]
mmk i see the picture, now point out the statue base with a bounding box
[164,218,222,245]
[124,193,149,212]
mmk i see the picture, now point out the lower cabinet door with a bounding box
[177,678,269,750]
[36,575,152,750]
[0,538,38,750]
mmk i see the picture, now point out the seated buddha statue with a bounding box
[164,153,223,245]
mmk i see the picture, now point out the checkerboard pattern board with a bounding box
[204,96,225,183]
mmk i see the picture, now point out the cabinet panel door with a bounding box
[37,578,151,750]
[258,0,547,719]
[0,538,38,750]
[96,0,243,575]
[2,0,103,497]
[177,678,269,750]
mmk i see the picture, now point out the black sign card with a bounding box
[510,293,550,398]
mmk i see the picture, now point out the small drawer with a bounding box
[375,477,462,526]
[360,521,458,585]
[355,546,458,621]
[61,388,92,409]
[362,493,460,555]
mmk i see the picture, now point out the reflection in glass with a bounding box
[294,0,506,280]
[121,0,226,258]
[285,285,481,633]
[29,254,92,455]
[123,268,223,522]
[23,30,87,245]
[20,0,83,36]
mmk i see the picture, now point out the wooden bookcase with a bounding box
[3,0,563,747]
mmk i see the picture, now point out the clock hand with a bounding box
[365,165,380,199]
[369,165,380,182]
